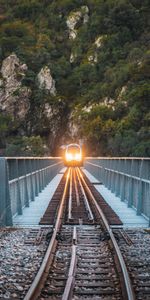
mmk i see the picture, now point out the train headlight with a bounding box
[75,153,82,161]
[66,153,73,161]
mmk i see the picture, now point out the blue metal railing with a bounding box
[84,158,150,224]
[0,157,63,226]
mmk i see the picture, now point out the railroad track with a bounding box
[24,167,135,300]
[116,229,150,300]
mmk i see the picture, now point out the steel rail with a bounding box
[73,226,77,245]
[24,168,71,300]
[76,167,94,222]
[74,168,80,206]
[68,167,73,221]
[77,168,135,300]
[62,226,77,300]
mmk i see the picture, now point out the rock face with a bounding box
[68,120,79,138]
[70,52,77,63]
[87,35,106,65]
[95,36,104,48]
[66,6,89,40]
[118,86,127,99]
[0,54,30,120]
[68,110,80,139]
[68,105,93,139]
[66,11,81,39]
[88,53,98,64]
[37,66,56,95]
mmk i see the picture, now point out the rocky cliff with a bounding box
[0,54,30,121]
[0,53,62,155]
[0,0,149,156]
[37,66,56,95]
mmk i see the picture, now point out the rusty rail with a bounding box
[68,167,73,221]
[24,168,71,300]
[77,167,135,300]
[76,168,94,222]
[62,226,77,300]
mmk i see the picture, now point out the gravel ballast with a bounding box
[0,228,47,299]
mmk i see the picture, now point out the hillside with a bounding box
[0,0,149,156]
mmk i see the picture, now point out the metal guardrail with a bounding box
[84,158,150,224]
[0,157,63,226]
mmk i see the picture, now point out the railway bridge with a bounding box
[0,157,149,227]
[0,157,150,300]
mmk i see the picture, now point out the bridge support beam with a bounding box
[0,158,13,226]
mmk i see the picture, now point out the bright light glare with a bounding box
[66,153,73,161]
[65,152,82,161]
[67,168,70,179]
[75,153,82,161]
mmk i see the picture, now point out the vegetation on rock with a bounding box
[0,0,149,156]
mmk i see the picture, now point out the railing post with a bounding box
[101,165,105,184]
[128,178,133,208]
[35,160,40,194]
[120,175,125,202]
[24,159,29,207]
[39,160,44,190]
[47,159,50,184]
[16,159,22,215]
[137,180,143,215]
[43,160,46,187]
[33,159,38,197]
[108,170,111,190]
[110,172,115,193]
[41,160,45,188]
[137,160,143,215]
[115,173,120,197]
[0,158,13,226]
[29,159,34,201]
[103,168,107,186]
[115,160,120,196]
[128,160,133,208]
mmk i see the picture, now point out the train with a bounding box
[64,143,83,167]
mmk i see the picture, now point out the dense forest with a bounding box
[0,0,149,156]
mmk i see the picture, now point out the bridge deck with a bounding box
[13,167,148,228]
[83,169,148,228]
